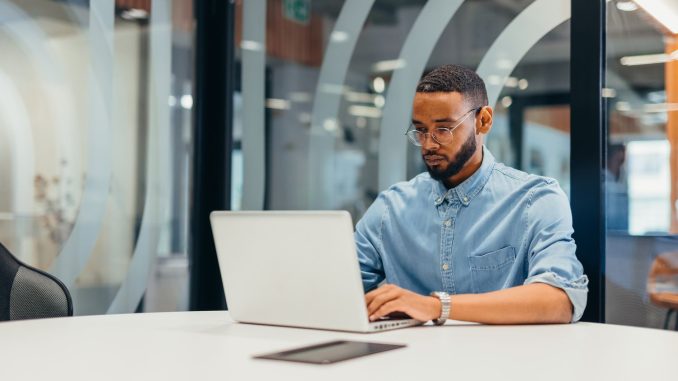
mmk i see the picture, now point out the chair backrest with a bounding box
[647,251,678,309]
[0,242,73,321]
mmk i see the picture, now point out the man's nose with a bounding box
[421,134,440,151]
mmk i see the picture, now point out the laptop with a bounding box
[210,210,420,333]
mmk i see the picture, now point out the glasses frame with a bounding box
[405,107,480,146]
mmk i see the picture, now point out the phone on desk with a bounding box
[253,340,406,364]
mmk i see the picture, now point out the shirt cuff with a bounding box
[524,271,589,322]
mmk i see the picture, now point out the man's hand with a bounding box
[365,284,441,322]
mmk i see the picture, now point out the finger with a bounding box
[369,300,400,321]
[364,284,394,305]
[367,289,400,315]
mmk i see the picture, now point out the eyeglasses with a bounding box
[405,107,479,146]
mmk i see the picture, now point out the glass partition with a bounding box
[0,0,194,315]
[605,0,678,329]
[234,0,574,220]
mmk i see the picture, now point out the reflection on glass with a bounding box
[0,0,194,315]
[605,0,678,329]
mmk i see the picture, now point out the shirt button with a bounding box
[463,196,469,203]
[444,219,451,227]
[442,263,449,271]
[435,197,442,204]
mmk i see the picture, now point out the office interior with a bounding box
[0,0,677,330]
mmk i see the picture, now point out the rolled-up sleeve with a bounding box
[523,180,589,322]
[354,195,387,292]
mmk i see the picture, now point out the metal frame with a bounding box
[189,0,234,310]
[570,0,606,323]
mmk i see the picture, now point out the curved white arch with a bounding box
[49,0,115,290]
[308,0,376,209]
[0,71,35,255]
[0,2,82,262]
[377,0,464,192]
[241,0,267,211]
[477,0,570,107]
[107,1,172,314]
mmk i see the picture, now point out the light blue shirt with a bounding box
[355,147,588,322]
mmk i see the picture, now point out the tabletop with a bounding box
[1,311,676,380]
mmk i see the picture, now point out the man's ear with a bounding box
[476,106,493,135]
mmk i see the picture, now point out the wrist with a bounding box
[429,296,442,321]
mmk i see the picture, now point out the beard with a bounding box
[423,128,477,182]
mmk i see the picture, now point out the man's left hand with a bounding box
[365,284,441,322]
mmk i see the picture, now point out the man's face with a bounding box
[411,92,479,181]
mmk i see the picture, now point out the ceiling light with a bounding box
[371,59,406,73]
[602,88,617,98]
[620,53,672,66]
[330,31,349,43]
[348,105,382,118]
[643,103,678,113]
[518,79,529,90]
[372,77,386,93]
[240,40,263,51]
[121,8,148,20]
[373,95,385,108]
[615,101,631,112]
[323,118,338,132]
[265,98,291,110]
[501,96,513,108]
[180,95,193,109]
[616,1,638,12]
[345,91,376,103]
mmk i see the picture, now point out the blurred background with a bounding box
[0,0,676,330]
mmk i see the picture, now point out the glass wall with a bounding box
[605,0,678,329]
[0,0,194,315]
[234,0,573,221]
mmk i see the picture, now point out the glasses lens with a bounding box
[406,130,423,146]
[432,128,453,144]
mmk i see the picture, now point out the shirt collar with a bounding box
[431,145,495,207]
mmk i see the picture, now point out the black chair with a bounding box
[0,242,73,321]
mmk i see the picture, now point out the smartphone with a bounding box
[253,340,406,364]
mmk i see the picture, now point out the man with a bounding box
[356,65,588,325]
[605,144,628,231]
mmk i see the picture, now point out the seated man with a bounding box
[357,64,588,325]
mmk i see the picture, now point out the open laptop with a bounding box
[210,210,420,333]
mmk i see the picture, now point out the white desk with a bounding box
[1,311,676,380]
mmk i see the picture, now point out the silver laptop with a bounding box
[210,210,420,333]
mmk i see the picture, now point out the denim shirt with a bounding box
[355,146,589,322]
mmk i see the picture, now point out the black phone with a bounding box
[253,340,406,364]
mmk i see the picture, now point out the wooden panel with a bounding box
[667,35,678,233]
[524,105,571,133]
[235,0,323,67]
[116,0,151,12]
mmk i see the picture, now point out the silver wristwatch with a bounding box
[430,291,451,325]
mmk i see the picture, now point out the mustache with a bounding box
[423,152,446,160]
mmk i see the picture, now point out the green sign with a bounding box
[283,0,310,25]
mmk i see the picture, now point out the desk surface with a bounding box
[1,311,676,380]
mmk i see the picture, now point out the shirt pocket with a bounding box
[468,246,517,293]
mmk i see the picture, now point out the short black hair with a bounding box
[416,64,488,108]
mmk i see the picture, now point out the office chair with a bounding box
[647,251,678,331]
[0,242,73,321]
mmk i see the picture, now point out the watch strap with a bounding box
[430,291,451,325]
